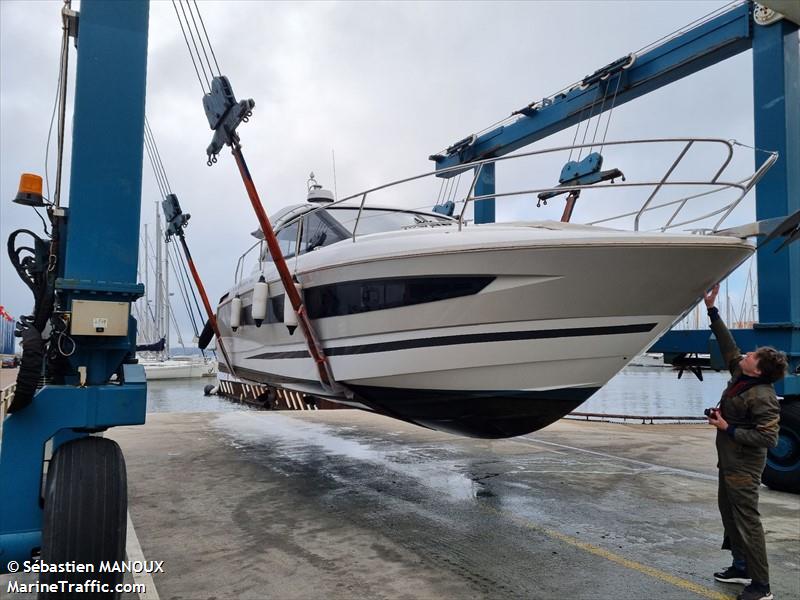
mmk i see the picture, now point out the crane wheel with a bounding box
[763,400,800,494]
[39,437,128,599]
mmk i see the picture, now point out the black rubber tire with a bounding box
[39,437,128,599]
[763,400,800,494]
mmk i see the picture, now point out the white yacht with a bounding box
[141,356,217,380]
[215,138,775,437]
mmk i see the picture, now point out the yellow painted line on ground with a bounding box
[480,504,733,600]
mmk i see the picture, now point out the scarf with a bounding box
[723,374,765,399]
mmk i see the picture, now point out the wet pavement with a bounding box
[88,410,800,599]
[1,405,798,599]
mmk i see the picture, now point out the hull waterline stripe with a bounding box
[247,322,658,360]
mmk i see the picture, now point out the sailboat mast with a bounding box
[155,202,163,349]
[725,278,731,324]
[143,223,150,341]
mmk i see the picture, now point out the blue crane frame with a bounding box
[0,0,150,568]
[431,2,799,397]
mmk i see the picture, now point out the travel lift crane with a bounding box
[430,0,799,492]
[0,0,150,587]
[0,0,343,584]
[0,1,797,586]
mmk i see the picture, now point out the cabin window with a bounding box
[273,222,299,260]
[300,211,346,254]
[329,208,452,236]
[239,294,284,326]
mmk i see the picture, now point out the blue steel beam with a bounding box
[58,0,150,384]
[431,2,753,170]
[0,0,150,569]
[752,19,799,328]
[473,163,496,225]
[61,1,149,286]
[652,17,799,397]
[652,328,796,358]
[752,17,800,396]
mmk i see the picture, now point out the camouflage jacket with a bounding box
[710,313,780,474]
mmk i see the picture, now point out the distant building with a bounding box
[0,306,17,355]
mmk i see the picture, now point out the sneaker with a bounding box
[737,582,773,600]
[714,566,751,585]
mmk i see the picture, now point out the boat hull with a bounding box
[217,225,753,437]
[348,385,598,438]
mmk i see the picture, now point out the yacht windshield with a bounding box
[327,207,452,236]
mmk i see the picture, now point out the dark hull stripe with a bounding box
[246,322,657,361]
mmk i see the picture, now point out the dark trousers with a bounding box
[718,469,770,584]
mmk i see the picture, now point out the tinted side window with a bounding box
[240,295,284,326]
[305,276,494,319]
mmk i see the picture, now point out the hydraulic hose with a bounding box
[6,218,59,411]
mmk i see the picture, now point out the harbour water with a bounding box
[145,378,247,414]
[581,366,729,417]
[146,366,731,418]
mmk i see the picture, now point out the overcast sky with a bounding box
[1,0,767,345]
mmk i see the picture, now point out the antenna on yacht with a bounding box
[331,149,338,201]
[307,172,335,203]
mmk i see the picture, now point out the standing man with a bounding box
[704,284,787,600]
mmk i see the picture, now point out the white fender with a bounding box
[230,296,242,331]
[252,278,268,326]
[283,282,301,334]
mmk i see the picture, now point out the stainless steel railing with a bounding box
[233,137,777,279]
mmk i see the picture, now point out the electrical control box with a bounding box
[70,300,129,336]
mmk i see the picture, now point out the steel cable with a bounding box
[171,240,204,336]
[141,115,208,347]
[144,118,173,195]
[174,0,220,94]
[143,125,168,198]
[168,241,200,337]
[598,72,624,154]
[43,22,67,204]
[186,0,218,79]
[175,242,206,332]
[172,0,209,93]
[193,0,222,74]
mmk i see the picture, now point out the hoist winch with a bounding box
[536,151,625,222]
